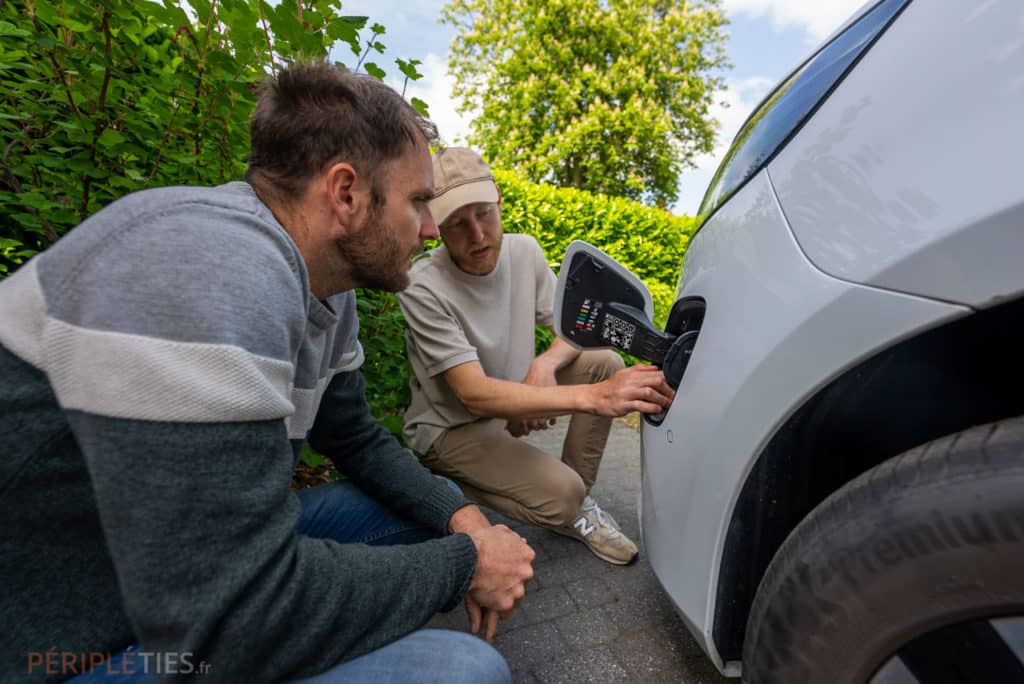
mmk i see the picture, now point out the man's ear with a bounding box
[496,186,503,209]
[324,161,364,235]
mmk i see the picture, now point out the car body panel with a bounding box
[769,0,1024,308]
[639,169,971,673]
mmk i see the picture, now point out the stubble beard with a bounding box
[454,231,502,276]
[339,205,416,292]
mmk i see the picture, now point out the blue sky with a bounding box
[336,0,868,215]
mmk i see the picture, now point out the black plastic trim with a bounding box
[644,297,706,427]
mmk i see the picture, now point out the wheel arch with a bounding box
[711,295,1024,664]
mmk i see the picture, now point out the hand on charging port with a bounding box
[554,243,695,424]
[587,364,675,417]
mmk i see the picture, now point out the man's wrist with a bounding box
[531,353,561,374]
[448,503,491,535]
[572,384,596,414]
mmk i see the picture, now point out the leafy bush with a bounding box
[356,289,412,436]
[0,0,401,274]
[0,0,424,437]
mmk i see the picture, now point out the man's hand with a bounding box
[510,356,560,435]
[587,364,675,416]
[449,506,533,641]
[505,416,556,437]
[466,524,535,640]
[464,594,505,642]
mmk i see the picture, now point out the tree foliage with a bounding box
[442,0,729,207]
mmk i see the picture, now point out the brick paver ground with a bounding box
[427,418,731,683]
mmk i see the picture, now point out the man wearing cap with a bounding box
[398,147,675,565]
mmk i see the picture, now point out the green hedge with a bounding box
[494,169,695,329]
[0,1,422,277]
[0,0,424,442]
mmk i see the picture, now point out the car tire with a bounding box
[742,417,1024,684]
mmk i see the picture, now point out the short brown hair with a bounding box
[245,61,438,201]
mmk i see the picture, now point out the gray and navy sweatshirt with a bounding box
[0,182,478,683]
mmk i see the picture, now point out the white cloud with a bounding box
[387,53,475,146]
[724,0,868,39]
[674,76,774,215]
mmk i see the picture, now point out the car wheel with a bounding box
[742,417,1024,684]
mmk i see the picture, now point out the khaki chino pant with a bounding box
[419,350,624,528]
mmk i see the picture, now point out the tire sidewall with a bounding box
[743,454,1024,683]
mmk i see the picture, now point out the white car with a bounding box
[553,0,1024,681]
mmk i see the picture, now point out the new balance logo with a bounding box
[574,516,596,537]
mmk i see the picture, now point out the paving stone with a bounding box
[532,548,609,588]
[534,533,578,562]
[498,603,531,632]
[553,606,621,650]
[519,585,576,623]
[608,628,693,682]
[533,645,629,684]
[564,574,617,610]
[654,610,706,659]
[493,621,569,672]
[527,543,550,568]
[518,522,554,545]
[511,670,542,684]
[600,576,681,633]
[601,559,663,598]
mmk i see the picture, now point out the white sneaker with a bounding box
[553,496,638,565]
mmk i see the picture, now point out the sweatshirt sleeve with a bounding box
[307,369,475,534]
[67,412,478,682]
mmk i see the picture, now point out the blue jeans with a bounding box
[67,480,509,684]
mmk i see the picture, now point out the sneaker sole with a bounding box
[548,525,639,566]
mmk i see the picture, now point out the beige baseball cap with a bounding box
[429,147,499,227]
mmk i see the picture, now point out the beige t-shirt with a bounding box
[398,233,557,454]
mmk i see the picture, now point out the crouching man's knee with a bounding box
[588,349,625,382]
[432,631,510,684]
[530,473,586,528]
[305,629,510,683]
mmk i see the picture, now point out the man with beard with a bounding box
[399,147,675,567]
[0,63,532,683]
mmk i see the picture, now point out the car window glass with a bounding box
[696,0,911,228]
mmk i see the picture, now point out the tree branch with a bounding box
[354,28,382,73]
[2,139,25,193]
[29,12,83,119]
[257,1,276,76]
[81,7,114,219]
